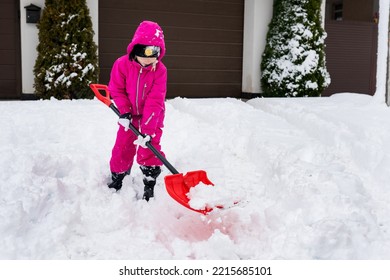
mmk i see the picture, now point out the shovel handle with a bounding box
[90,84,180,175]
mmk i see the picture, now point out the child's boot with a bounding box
[107,169,130,191]
[140,166,161,201]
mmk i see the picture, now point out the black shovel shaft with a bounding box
[109,104,179,175]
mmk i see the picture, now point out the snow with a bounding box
[187,182,241,211]
[1,94,390,260]
[1,0,389,263]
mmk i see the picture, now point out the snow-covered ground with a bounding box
[1,93,390,259]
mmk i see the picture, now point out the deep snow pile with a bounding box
[1,94,390,259]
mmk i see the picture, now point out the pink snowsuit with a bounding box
[108,21,167,173]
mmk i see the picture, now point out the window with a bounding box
[333,2,343,20]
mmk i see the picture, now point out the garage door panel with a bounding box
[99,68,242,84]
[99,38,129,54]
[0,19,14,34]
[99,54,123,69]
[99,24,135,39]
[169,69,241,84]
[0,0,20,99]
[167,84,241,98]
[99,39,242,59]
[0,65,16,79]
[167,41,242,57]
[166,26,242,44]
[98,69,241,98]
[101,8,242,30]
[0,50,15,64]
[165,56,242,71]
[100,54,241,70]
[100,68,111,83]
[0,34,16,50]
[101,23,243,44]
[100,0,242,17]
[99,38,242,66]
[162,14,242,30]
[0,80,18,98]
[324,21,377,96]
[100,8,145,25]
[0,3,13,19]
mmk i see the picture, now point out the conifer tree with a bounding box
[34,0,98,99]
[261,0,330,97]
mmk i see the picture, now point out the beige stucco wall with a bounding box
[242,0,273,94]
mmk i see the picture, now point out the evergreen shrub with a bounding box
[34,0,98,99]
[261,0,330,97]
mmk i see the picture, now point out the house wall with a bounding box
[16,1,292,97]
[242,0,273,95]
[19,0,98,96]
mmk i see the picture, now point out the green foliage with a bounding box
[34,0,98,99]
[261,0,330,97]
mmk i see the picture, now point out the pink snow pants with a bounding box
[109,116,165,173]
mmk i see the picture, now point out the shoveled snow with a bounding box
[1,94,390,259]
[187,182,241,211]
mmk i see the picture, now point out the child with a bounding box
[107,20,167,201]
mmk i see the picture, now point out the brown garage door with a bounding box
[323,21,378,96]
[99,0,244,98]
[0,0,20,99]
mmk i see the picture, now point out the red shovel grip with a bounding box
[90,84,112,107]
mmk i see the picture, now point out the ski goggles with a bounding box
[133,45,160,58]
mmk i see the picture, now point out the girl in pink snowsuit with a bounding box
[107,21,167,201]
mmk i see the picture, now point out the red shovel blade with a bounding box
[164,170,214,215]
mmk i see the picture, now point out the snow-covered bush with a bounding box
[261,0,330,97]
[34,0,98,99]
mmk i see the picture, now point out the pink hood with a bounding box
[126,21,166,60]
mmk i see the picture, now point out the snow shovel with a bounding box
[90,84,215,215]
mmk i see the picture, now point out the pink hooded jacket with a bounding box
[108,21,167,136]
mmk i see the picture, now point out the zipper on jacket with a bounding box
[143,84,147,99]
[145,112,155,125]
[136,67,143,115]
